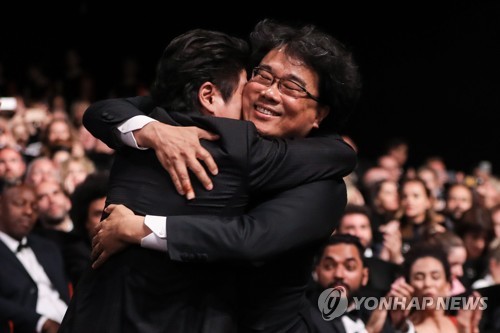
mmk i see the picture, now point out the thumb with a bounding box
[196,128,219,141]
[104,204,117,213]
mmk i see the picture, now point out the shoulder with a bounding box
[28,234,60,252]
[189,116,260,141]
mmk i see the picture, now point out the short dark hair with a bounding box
[70,172,109,239]
[342,204,372,221]
[249,19,362,132]
[403,244,451,283]
[315,233,365,266]
[151,29,249,113]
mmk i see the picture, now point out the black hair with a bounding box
[69,171,109,240]
[151,29,249,113]
[403,244,451,283]
[249,19,362,132]
[315,233,365,266]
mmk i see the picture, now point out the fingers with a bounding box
[167,153,217,200]
[91,235,108,269]
[91,233,101,260]
[196,147,218,176]
[172,160,195,200]
[186,158,213,191]
[104,204,117,214]
[91,222,102,238]
[196,128,220,142]
[166,164,185,197]
[92,251,108,269]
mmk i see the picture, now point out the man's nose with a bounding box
[333,267,345,279]
[261,82,281,102]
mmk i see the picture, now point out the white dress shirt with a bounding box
[0,231,68,332]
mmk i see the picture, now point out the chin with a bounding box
[254,124,275,137]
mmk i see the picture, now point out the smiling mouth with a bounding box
[255,105,280,117]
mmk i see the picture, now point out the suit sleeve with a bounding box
[0,298,40,333]
[82,96,156,149]
[246,129,357,193]
[167,179,346,263]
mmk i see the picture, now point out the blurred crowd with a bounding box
[1,48,500,332]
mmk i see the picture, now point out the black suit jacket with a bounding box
[0,234,69,333]
[60,97,355,333]
[32,224,91,286]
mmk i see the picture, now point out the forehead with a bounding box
[449,186,471,197]
[342,213,370,225]
[260,48,319,88]
[0,148,22,159]
[323,243,362,262]
[36,181,62,194]
[381,181,397,191]
[403,181,426,193]
[3,186,35,202]
[411,257,444,273]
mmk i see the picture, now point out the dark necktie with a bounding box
[17,240,29,252]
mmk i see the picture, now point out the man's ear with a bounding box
[361,267,369,287]
[312,105,330,129]
[198,82,223,116]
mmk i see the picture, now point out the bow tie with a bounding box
[17,241,29,252]
[345,309,361,321]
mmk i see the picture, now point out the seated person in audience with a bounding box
[33,180,90,285]
[0,184,69,333]
[69,172,108,248]
[336,204,377,258]
[456,216,492,287]
[390,244,482,333]
[308,234,397,333]
[422,231,467,296]
[472,238,500,289]
[0,147,26,187]
[398,178,446,253]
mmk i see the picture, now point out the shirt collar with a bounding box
[0,231,27,253]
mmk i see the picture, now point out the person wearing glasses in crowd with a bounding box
[61,19,360,333]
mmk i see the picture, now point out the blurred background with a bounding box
[2,1,500,174]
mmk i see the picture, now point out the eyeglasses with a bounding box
[250,67,321,102]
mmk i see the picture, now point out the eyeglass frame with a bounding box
[250,67,321,103]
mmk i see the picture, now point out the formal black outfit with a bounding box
[32,224,91,286]
[0,234,70,333]
[308,286,396,333]
[60,97,355,333]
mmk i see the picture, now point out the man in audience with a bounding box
[0,184,69,333]
[0,147,26,188]
[309,234,390,333]
[33,180,90,285]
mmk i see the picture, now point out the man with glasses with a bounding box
[251,66,322,102]
[63,20,361,333]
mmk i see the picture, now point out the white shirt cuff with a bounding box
[116,115,157,150]
[141,215,167,252]
[36,316,48,333]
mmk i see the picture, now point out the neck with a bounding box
[42,217,73,232]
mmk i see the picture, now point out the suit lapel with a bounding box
[29,236,70,301]
[331,318,347,333]
[0,239,30,275]
[29,236,54,277]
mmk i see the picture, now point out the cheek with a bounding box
[316,270,333,285]
[411,281,424,292]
